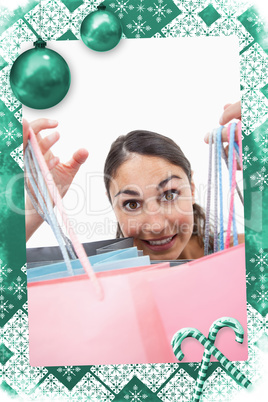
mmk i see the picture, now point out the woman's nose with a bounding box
[141,202,168,234]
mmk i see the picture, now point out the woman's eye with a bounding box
[123,200,141,211]
[161,190,179,202]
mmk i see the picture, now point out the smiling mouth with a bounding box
[141,234,177,249]
[145,236,175,246]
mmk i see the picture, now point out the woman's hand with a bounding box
[204,100,242,170]
[218,100,241,141]
[24,118,89,241]
[219,101,241,124]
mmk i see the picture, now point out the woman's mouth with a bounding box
[141,234,177,252]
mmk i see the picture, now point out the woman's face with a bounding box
[109,154,195,260]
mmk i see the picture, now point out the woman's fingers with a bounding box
[223,144,229,158]
[223,103,232,111]
[47,156,60,170]
[30,118,58,135]
[204,101,242,171]
[39,131,60,155]
[204,100,241,143]
[204,126,239,144]
[219,101,241,125]
[218,125,240,143]
[24,118,59,152]
[54,149,89,197]
[66,148,89,172]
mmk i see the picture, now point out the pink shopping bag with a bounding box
[146,243,248,363]
[27,245,248,366]
[28,262,171,366]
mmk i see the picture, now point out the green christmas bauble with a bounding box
[10,39,71,109]
[80,6,123,52]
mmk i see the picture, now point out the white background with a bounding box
[23,37,243,247]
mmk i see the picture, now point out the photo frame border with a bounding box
[0,0,267,400]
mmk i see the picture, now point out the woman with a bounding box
[24,101,242,259]
[103,129,204,260]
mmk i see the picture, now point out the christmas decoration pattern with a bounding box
[0,0,268,400]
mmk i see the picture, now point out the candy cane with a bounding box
[192,317,244,401]
[171,327,251,389]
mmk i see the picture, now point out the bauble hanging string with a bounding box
[80,4,123,52]
[9,2,71,109]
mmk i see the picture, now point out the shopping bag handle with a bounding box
[27,127,104,300]
[204,121,243,254]
[225,122,243,248]
[25,141,77,276]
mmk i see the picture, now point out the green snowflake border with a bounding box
[0,0,268,401]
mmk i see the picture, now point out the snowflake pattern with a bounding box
[0,0,267,401]
[10,143,24,170]
[246,269,256,287]
[240,43,268,95]
[252,286,268,310]
[250,167,268,191]
[157,368,195,401]
[38,0,71,40]
[8,276,27,301]
[126,17,151,38]
[250,248,268,272]
[0,69,21,113]
[1,309,48,394]
[0,261,14,320]
[135,363,179,392]
[242,92,268,137]
[161,0,255,47]
[57,366,81,383]
[242,145,258,170]
[0,121,21,147]
[247,11,266,34]
[202,367,239,401]
[0,295,14,320]
[90,364,134,393]
[147,1,172,24]
[110,0,135,19]
[124,383,149,400]
[20,264,27,276]
[0,259,12,281]
[260,154,268,165]
[70,372,114,401]
[254,129,268,153]
[14,107,22,124]
[0,20,35,64]
[247,304,264,342]
[248,249,268,315]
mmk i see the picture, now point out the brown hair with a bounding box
[104,130,209,247]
